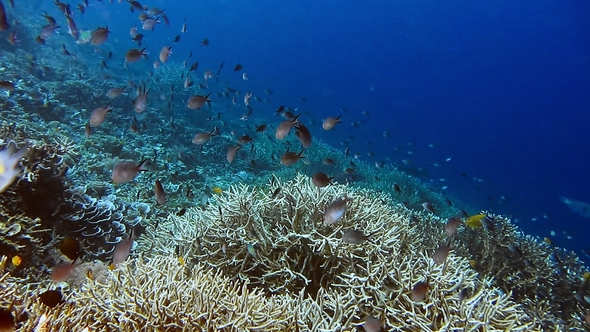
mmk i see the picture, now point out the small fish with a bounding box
[11,255,21,267]
[322,116,342,131]
[159,46,172,63]
[0,0,9,31]
[176,208,187,217]
[39,290,64,308]
[125,47,148,63]
[181,17,187,33]
[323,198,351,225]
[247,244,256,257]
[192,127,219,145]
[445,217,461,236]
[433,243,451,265]
[362,317,382,332]
[312,172,333,188]
[112,229,135,266]
[294,123,312,148]
[233,64,243,72]
[212,187,223,195]
[422,202,437,214]
[51,260,78,282]
[275,114,301,140]
[0,307,15,330]
[226,144,242,163]
[187,93,212,110]
[411,279,429,302]
[342,229,375,244]
[271,187,281,199]
[59,237,82,260]
[393,184,402,193]
[242,72,248,80]
[200,38,209,46]
[111,159,149,183]
[154,179,166,205]
[90,26,110,45]
[280,147,304,166]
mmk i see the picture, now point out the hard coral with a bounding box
[139,173,539,330]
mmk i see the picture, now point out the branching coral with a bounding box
[136,173,540,330]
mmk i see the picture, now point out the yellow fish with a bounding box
[212,187,223,195]
[178,256,185,266]
[465,214,486,228]
[11,255,22,267]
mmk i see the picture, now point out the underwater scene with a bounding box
[0,0,589,331]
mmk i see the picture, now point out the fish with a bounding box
[51,260,78,282]
[65,14,78,40]
[0,307,15,330]
[322,158,336,165]
[444,217,461,236]
[242,72,248,80]
[465,213,486,228]
[227,144,242,163]
[187,93,212,110]
[342,229,376,244]
[322,116,342,130]
[133,87,149,113]
[154,180,166,205]
[433,243,451,265]
[275,114,301,140]
[294,123,312,148]
[323,198,351,225]
[255,124,268,132]
[393,184,402,193]
[362,317,382,332]
[411,279,429,302]
[212,187,223,194]
[111,159,149,183]
[192,127,219,145]
[176,208,187,217]
[59,237,82,260]
[0,0,9,31]
[11,255,21,267]
[39,290,64,308]
[89,103,112,126]
[106,87,126,99]
[181,17,187,33]
[280,148,304,166]
[271,187,281,199]
[159,46,172,63]
[0,141,28,193]
[312,172,333,188]
[200,38,209,46]
[422,202,438,214]
[173,34,181,43]
[90,26,110,45]
[125,47,148,63]
[0,80,14,92]
[559,196,590,218]
[233,64,243,72]
[112,229,135,266]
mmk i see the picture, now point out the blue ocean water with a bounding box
[4,0,589,261]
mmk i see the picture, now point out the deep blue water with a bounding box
[17,0,590,260]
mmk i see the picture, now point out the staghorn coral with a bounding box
[408,209,590,330]
[135,173,539,330]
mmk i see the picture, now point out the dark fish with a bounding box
[233,64,243,72]
[0,307,15,331]
[411,279,429,302]
[155,180,166,205]
[280,148,304,166]
[255,124,267,132]
[176,208,187,217]
[294,123,312,148]
[271,187,281,199]
[0,1,10,31]
[59,237,82,260]
[173,34,181,43]
[422,202,437,214]
[322,116,342,130]
[226,144,242,163]
[393,184,402,193]
[187,93,211,110]
[200,38,209,46]
[275,114,300,140]
[39,290,64,308]
[312,172,333,188]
